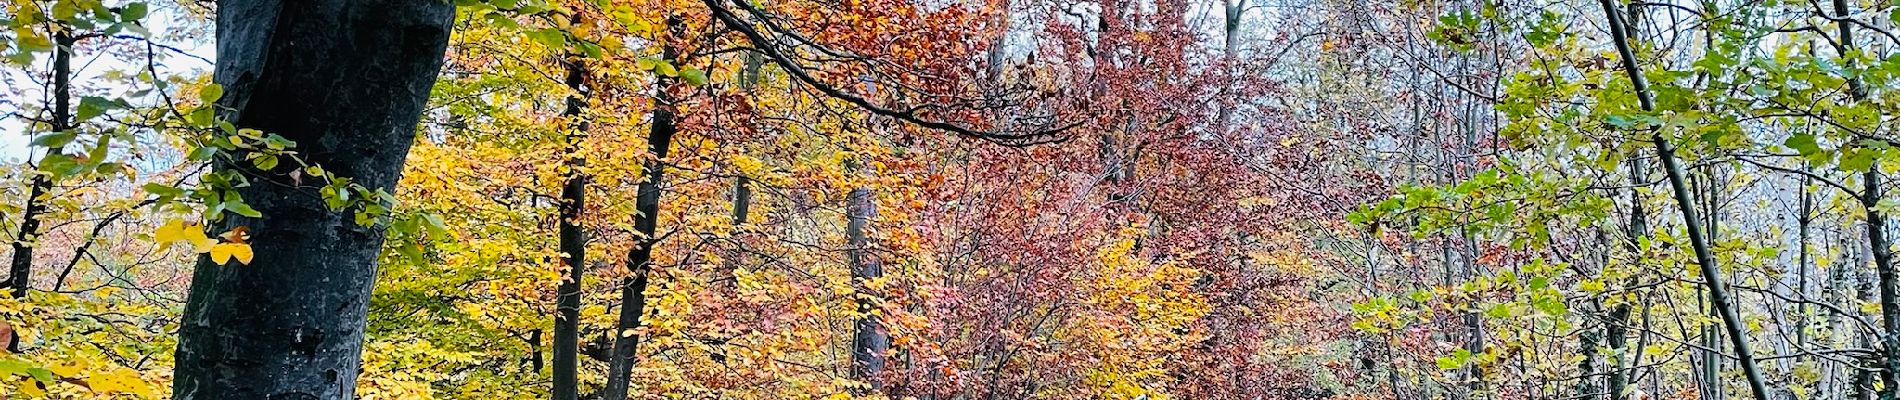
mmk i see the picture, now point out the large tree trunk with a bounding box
[1595,0,1770,399]
[171,0,454,398]
[551,45,591,400]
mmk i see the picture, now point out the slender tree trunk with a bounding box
[1829,0,1900,395]
[1855,257,1880,400]
[1454,38,1485,396]
[1607,158,1646,400]
[984,0,1010,81]
[8,30,73,299]
[551,43,591,400]
[722,51,763,289]
[1866,164,1898,400]
[1787,169,1812,400]
[598,24,681,400]
[1797,171,1812,352]
[1595,1,1770,399]
[171,0,454,397]
[1215,0,1242,134]
[1608,5,1645,397]
[1578,323,1601,400]
[721,176,750,288]
[848,162,888,390]
[1634,293,1656,396]
[1699,170,1726,400]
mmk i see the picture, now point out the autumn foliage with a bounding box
[13,0,1900,399]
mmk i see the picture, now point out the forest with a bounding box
[3,0,1900,398]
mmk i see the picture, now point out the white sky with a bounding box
[1,8,214,164]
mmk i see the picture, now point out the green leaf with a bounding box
[397,242,427,263]
[1842,146,1878,172]
[1533,295,1568,316]
[1484,303,1511,319]
[227,201,263,218]
[52,0,78,21]
[30,131,77,148]
[526,28,566,50]
[25,367,53,384]
[77,96,116,121]
[577,41,603,59]
[188,107,215,127]
[187,146,218,161]
[0,359,32,375]
[39,153,82,176]
[392,216,419,236]
[95,162,124,175]
[89,135,111,161]
[120,2,148,20]
[144,182,185,198]
[1784,134,1821,156]
[199,84,224,104]
[680,68,708,86]
[252,154,280,170]
[422,214,449,237]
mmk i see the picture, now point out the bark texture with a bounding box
[171,0,453,398]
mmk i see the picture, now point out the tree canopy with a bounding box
[4,0,1900,399]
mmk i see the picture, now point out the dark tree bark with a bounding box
[1596,0,1770,399]
[1854,259,1880,400]
[551,44,592,400]
[1796,170,1813,358]
[1828,0,1900,394]
[1607,158,1647,400]
[847,174,887,389]
[715,175,752,291]
[598,26,681,400]
[721,51,762,290]
[1607,8,1645,400]
[169,0,454,398]
[9,30,74,299]
[1577,326,1600,400]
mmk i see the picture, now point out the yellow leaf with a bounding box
[154,219,185,250]
[48,362,81,377]
[155,219,216,253]
[19,381,46,397]
[88,367,155,398]
[210,243,254,265]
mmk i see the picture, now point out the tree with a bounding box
[169,0,455,397]
[551,21,592,400]
[7,28,71,299]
